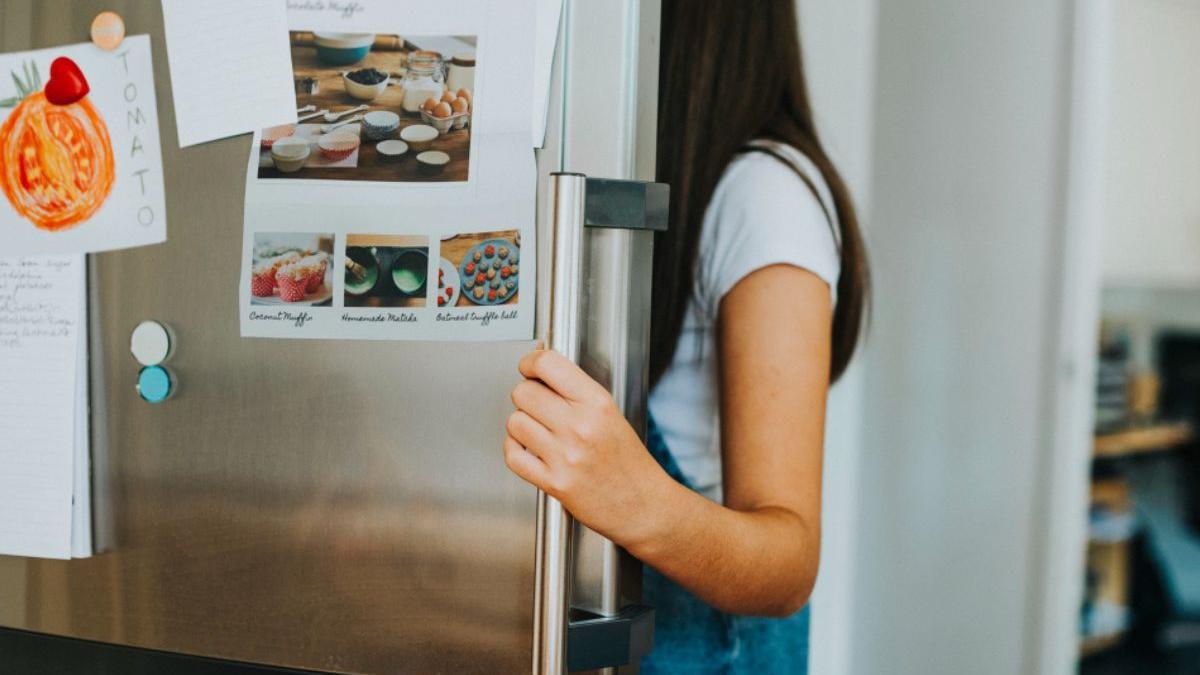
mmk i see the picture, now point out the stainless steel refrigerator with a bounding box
[0,1,663,672]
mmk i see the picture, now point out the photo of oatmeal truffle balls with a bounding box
[446,233,520,307]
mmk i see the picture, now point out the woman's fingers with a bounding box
[506,410,556,457]
[503,436,553,490]
[518,349,600,402]
[511,379,572,430]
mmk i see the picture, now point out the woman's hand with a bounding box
[504,349,676,551]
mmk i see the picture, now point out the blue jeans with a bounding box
[641,417,811,674]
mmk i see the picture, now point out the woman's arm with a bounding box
[503,264,831,617]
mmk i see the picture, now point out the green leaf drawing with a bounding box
[5,60,43,102]
[11,71,27,98]
[0,96,19,108]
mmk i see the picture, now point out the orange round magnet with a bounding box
[90,11,125,51]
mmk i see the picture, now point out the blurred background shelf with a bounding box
[1094,423,1194,460]
[1081,632,1126,658]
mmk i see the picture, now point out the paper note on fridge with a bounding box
[0,256,89,559]
[533,0,564,147]
[0,37,167,256]
[160,0,298,147]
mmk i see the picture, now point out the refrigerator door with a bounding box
[1,0,539,671]
[0,1,657,672]
[0,0,660,673]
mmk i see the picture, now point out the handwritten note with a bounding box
[161,0,298,147]
[0,256,86,559]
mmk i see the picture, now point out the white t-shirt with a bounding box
[646,142,840,502]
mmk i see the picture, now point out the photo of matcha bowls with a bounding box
[390,249,429,297]
[344,246,381,296]
[442,231,520,307]
[344,235,431,308]
[250,233,335,307]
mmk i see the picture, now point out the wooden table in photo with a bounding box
[439,232,520,307]
[258,44,471,183]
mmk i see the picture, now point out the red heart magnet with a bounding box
[44,57,90,106]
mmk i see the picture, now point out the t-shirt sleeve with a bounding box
[696,153,841,318]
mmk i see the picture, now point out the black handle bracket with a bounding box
[583,178,669,232]
[567,604,655,672]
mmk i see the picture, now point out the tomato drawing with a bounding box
[0,58,115,232]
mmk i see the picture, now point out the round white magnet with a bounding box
[130,320,172,366]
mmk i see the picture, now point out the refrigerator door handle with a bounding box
[535,173,668,674]
[535,172,588,675]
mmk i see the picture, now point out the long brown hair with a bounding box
[651,0,870,388]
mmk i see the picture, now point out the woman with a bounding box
[503,1,869,671]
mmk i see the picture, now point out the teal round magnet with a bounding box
[137,366,173,403]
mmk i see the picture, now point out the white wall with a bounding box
[1102,0,1200,288]
[847,1,1076,674]
[793,1,879,674]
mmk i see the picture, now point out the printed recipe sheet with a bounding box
[239,0,537,342]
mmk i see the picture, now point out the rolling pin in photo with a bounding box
[291,32,406,51]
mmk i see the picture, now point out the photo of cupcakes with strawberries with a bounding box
[249,233,334,306]
[275,262,311,303]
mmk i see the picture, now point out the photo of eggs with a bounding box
[250,233,335,306]
[344,234,431,308]
[441,230,520,307]
[256,31,476,184]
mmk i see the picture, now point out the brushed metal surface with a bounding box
[572,228,654,622]
[533,173,588,675]
[0,1,541,673]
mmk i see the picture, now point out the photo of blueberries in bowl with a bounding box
[343,68,390,101]
[347,68,388,85]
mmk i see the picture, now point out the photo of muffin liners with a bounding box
[276,263,310,302]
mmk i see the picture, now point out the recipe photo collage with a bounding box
[239,0,538,342]
[249,228,522,309]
